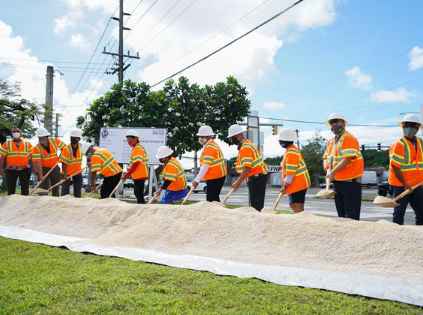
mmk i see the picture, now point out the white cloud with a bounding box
[125,0,338,91]
[370,87,417,104]
[263,101,285,110]
[68,33,91,51]
[345,66,373,90]
[408,46,423,71]
[54,16,74,36]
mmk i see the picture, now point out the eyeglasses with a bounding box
[329,119,343,125]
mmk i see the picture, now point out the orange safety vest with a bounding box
[389,136,423,187]
[323,131,364,181]
[282,145,311,195]
[200,140,227,180]
[91,148,122,177]
[236,140,268,179]
[130,143,149,180]
[31,137,66,168]
[59,143,83,175]
[162,157,187,191]
[0,139,33,167]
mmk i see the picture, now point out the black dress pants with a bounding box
[333,180,362,220]
[134,179,146,204]
[100,172,122,199]
[247,173,268,212]
[61,173,83,198]
[205,176,226,202]
[6,168,31,195]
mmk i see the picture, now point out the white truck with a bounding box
[361,171,378,188]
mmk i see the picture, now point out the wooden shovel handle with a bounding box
[147,194,158,204]
[326,177,331,191]
[222,188,235,204]
[109,178,124,198]
[272,192,284,211]
[181,186,195,205]
[393,180,423,202]
[48,166,88,191]
[86,183,103,198]
[29,159,61,196]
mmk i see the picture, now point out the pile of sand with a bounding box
[1,194,423,282]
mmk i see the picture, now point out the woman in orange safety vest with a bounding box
[278,128,311,213]
[122,130,149,204]
[192,125,227,202]
[0,127,33,195]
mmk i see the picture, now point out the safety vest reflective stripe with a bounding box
[130,144,149,164]
[60,144,82,164]
[390,153,404,165]
[394,137,423,171]
[4,140,29,157]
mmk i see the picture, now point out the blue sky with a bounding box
[1,0,422,159]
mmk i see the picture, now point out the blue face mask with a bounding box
[331,125,344,135]
[403,127,418,138]
[279,141,291,149]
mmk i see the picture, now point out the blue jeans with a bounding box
[391,185,423,225]
[333,180,362,220]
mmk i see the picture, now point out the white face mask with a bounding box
[12,132,20,139]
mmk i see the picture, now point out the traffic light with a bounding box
[273,126,277,135]
[361,145,365,151]
[377,143,381,151]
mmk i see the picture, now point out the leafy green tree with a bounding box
[264,156,283,166]
[0,80,42,144]
[301,131,327,186]
[77,76,251,157]
[362,149,389,168]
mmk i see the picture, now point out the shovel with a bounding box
[181,186,195,205]
[147,193,159,204]
[109,178,125,198]
[316,178,336,199]
[37,166,88,195]
[86,183,103,198]
[29,159,61,196]
[373,180,423,208]
[272,192,285,211]
[222,188,235,205]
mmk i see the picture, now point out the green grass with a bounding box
[0,238,421,314]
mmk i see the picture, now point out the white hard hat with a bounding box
[399,114,422,129]
[227,124,245,138]
[125,129,139,138]
[325,113,348,127]
[196,125,215,136]
[36,127,50,137]
[278,128,297,141]
[70,129,82,138]
[81,142,93,155]
[156,146,173,159]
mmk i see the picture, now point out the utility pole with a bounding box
[103,0,140,82]
[295,129,300,148]
[55,113,60,137]
[44,66,54,133]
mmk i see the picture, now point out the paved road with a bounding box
[153,186,417,225]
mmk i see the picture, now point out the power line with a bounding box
[260,116,398,127]
[150,0,305,87]
[132,0,198,54]
[168,0,271,68]
[0,57,108,65]
[127,0,182,50]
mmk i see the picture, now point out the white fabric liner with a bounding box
[1,224,422,308]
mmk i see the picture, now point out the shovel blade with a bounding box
[316,190,336,199]
[373,196,400,208]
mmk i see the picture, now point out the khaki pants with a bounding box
[39,166,61,196]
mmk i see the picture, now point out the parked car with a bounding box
[378,180,392,197]
[124,179,134,188]
[186,180,207,193]
[319,182,333,189]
